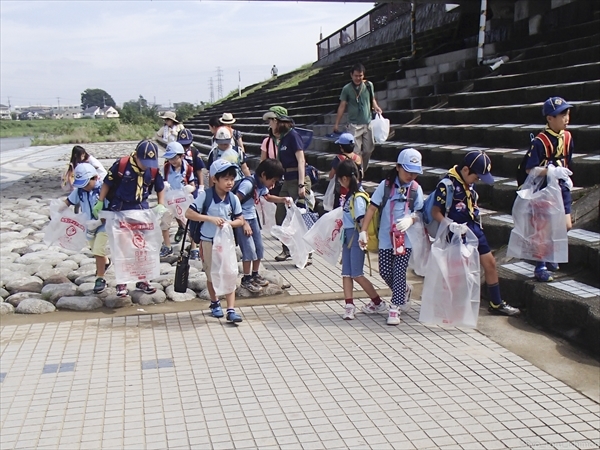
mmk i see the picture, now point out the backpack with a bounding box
[350,181,418,253]
[516,131,572,187]
[232,176,257,206]
[305,165,320,185]
[207,146,244,178]
[422,178,454,238]
[164,161,194,186]
[188,188,236,244]
[106,156,159,201]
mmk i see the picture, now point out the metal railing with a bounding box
[317,2,411,60]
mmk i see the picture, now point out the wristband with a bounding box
[298,184,305,188]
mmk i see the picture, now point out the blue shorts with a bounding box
[234,218,264,261]
[468,223,491,256]
[341,228,365,278]
[560,182,572,214]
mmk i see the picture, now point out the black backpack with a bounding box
[232,176,257,205]
[188,188,236,244]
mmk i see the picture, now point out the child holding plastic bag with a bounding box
[520,97,574,282]
[326,133,363,211]
[59,163,110,294]
[430,150,520,317]
[359,149,424,326]
[336,159,383,320]
[234,159,290,293]
[160,141,196,258]
[185,160,244,323]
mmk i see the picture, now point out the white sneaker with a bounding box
[361,300,387,314]
[387,305,401,326]
[399,284,412,312]
[343,304,356,320]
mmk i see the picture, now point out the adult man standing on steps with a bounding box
[333,63,382,173]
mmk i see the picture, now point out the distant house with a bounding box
[0,104,11,120]
[101,106,119,118]
[82,106,101,118]
[19,111,38,120]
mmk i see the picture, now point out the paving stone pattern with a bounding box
[1,301,599,450]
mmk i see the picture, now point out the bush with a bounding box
[97,120,119,136]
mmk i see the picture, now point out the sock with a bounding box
[227,308,235,315]
[372,296,382,305]
[345,298,354,305]
[252,271,259,278]
[535,261,546,272]
[243,274,251,282]
[488,283,502,306]
[210,300,220,307]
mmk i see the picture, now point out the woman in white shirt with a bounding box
[61,145,107,192]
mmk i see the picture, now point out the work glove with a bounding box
[449,222,469,235]
[86,219,103,232]
[184,184,195,194]
[152,204,168,217]
[358,231,368,251]
[553,166,573,181]
[92,200,104,219]
[395,216,415,232]
[197,185,205,192]
[163,181,171,191]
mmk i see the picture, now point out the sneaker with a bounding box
[387,305,401,326]
[116,284,129,297]
[93,277,107,294]
[534,269,554,282]
[489,301,521,317]
[546,262,559,272]
[227,311,243,323]
[361,300,387,314]
[399,284,412,312]
[135,281,156,294]
[343,304,356,320]
[160,245,173,257]
[190,249,199,260]
[210,303,224,318]
[252,274,269,287]
[275,250,291,262]
[104,258,112,273]
[241,278,262,294]
[174,226,185,243]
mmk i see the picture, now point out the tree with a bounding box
[175,102,202,122]
[81,89,116,109]
[119,95,159,126]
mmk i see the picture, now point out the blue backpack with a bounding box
[422,178,454,238]
[188,188,236,244]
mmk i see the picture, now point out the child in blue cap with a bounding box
[430,150,520,317]
[521,97,574,282]
[94,139,167,297]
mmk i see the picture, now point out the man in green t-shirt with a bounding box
[333,63,382,172]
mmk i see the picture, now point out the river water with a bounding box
[0,136,33,153]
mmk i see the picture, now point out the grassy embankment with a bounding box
[0,119,157,145]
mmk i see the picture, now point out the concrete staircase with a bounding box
[184,0,600,356]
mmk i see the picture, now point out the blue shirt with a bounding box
[278,129,304,180]
[192,189,242,241]
[371,178,424,250]
[164,160,196,190]
[184,148,206,173]
[237,174,269,220]
[67,182,108,232]
[104,156,165,211]
[432,169,480,226]
[342,190,367,229]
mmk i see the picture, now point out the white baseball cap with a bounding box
[73,163,98,188]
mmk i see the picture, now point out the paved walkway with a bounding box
[1,299,599,450]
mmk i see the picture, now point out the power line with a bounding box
[216,67,223,100]
[208,78,214,104]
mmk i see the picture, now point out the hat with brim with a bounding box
[177,128,194,145]
[464,150,494,185]
[210,159,235,177]
[72,163,97,188]
[262,111,278,120]
[136,139,159,169]
[542,97,573,117]
[335,133,355,145]
[396,148,423,174]
[159,111,179,123]
[263,106,288,121]
[219,113,236,125]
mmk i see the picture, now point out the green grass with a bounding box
[267,67,321,92]
[0,119,156,145]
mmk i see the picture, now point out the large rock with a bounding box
[0,302,15,315]
[5,276,43,294]
[77,284,115,298]
[104,296,133,309]
[236,284,284,298]
[73,274,98,286]
[131,290,167,305]
[0,287,9,299]
[42,274,72,286]
[9,263,52,277]
[16,299,55,314]
[68,268,96,283]
[55,260,79,271]
[0,253,20,264]
[261,270,285,287]
[56,296,103,311]
[41,283,78,304]
[18,251,69,265]
[159,263,176,275]
[187,273,208,292]
[165,285,196,302]
[5,292,43,307]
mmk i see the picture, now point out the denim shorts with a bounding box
[341,228,365,278]
[234,218,264,261]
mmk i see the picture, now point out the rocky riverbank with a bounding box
[0,143,286,316]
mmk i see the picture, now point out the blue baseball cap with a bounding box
[72,163,98,188]
[135,140,159,169]
[542,97,573,117]
[396,148,423,174]
[163,141,185,160]
[464,150,494,184]
[177,128,194,146]
[210,159,235,177]
[335,133,355,145]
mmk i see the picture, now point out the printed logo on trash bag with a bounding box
[60,217,85,231]
[119,221,154,231]
[132,233,146,249]
[66,226,77,237]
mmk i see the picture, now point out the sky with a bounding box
[0,1,373,109]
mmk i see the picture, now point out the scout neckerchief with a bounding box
[129,152,145,202]
[544,126,565,166]
[448,166,476,221]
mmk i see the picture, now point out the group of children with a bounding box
[59,96,574,326]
